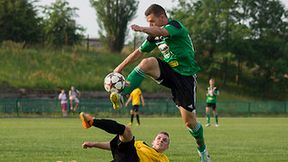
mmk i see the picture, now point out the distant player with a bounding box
[58,89,68,117]
[109,4,210,161]
[205,78,220,127]
[80,112,170,162]
[125,88,145,126]
[69,86,80,112]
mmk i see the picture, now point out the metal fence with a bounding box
[0,98,287,117]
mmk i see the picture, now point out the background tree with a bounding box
[90,0,139,53]
[42,0,83,48]
[170,0,288,97]
[0,0,42,45]
[170,0,228,78]
[242,0,288,96]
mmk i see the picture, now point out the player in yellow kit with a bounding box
[80,112,169,162]
[125,88,145,125]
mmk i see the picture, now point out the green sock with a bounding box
[188,123,206,152]
[122,66,145,95]
[206,113,210,124]
[215,113,218,124]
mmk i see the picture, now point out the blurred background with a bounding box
[0,0,287,117]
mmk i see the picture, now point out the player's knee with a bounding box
[185,120,199,129]
[120,126,133,142]
[185,122,193,129]
[125,126,131,132]
[124,126,133,137]
[138,57,157,70]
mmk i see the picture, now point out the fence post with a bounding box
[16,98,19,117]
[86,34,90,52]
[248,102,251,116]
[146,101,149,115]
[166,99,169,114]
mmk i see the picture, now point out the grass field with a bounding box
[0,117,287,162]
[0,46,262,101]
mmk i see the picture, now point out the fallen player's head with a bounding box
[152,131,170,153]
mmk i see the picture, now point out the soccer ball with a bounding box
[104,72,126,93]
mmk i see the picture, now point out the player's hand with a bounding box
[82,142,92,149]
[131,24,143,32]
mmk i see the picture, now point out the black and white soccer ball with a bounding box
[104,72,126,93]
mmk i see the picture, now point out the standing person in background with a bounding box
[69,86,80,113]
[205,78,220,127]
[58,89,68,117]
[109,4,210,162]
[125,88,145,126]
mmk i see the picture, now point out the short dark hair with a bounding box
[158,131,169,138]
[145,4,167,17]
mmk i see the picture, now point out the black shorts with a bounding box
[206,103,216,110]
[156,58,197,112]
[132,105,139,112]
[110,135,139,162]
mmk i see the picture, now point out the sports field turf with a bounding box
[0,117,287,162]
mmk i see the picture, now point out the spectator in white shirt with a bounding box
[69,86,80,113]
[58,89,68,117]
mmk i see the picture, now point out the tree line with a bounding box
[0,0,138,50]
[169,0,287,98]
[0,0,83,47]
[0,0,287,98]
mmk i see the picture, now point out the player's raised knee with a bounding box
[139,57,157,69]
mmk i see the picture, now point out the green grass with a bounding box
[0,47,126,90]
[0,117,287,162]
[0,43,275,101]
[0,46,255,101]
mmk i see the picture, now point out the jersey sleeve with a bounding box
[163,20,185,37]
[139,36,157,53]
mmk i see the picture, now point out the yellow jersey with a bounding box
[130,88,142,106]
[134,141,169,162]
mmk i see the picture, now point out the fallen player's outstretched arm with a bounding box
[82,141,111,150]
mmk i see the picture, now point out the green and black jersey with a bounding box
[139,19,201,76]
[206,86,219,104]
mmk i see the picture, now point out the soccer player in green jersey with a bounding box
[205,78,220,127]
[109,4,210,162]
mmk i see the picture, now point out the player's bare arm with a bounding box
[141,95,145,107]
[82,141,111,150]
[131,24,169,37]
[114,49,143,73]
[125,96,132,107]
